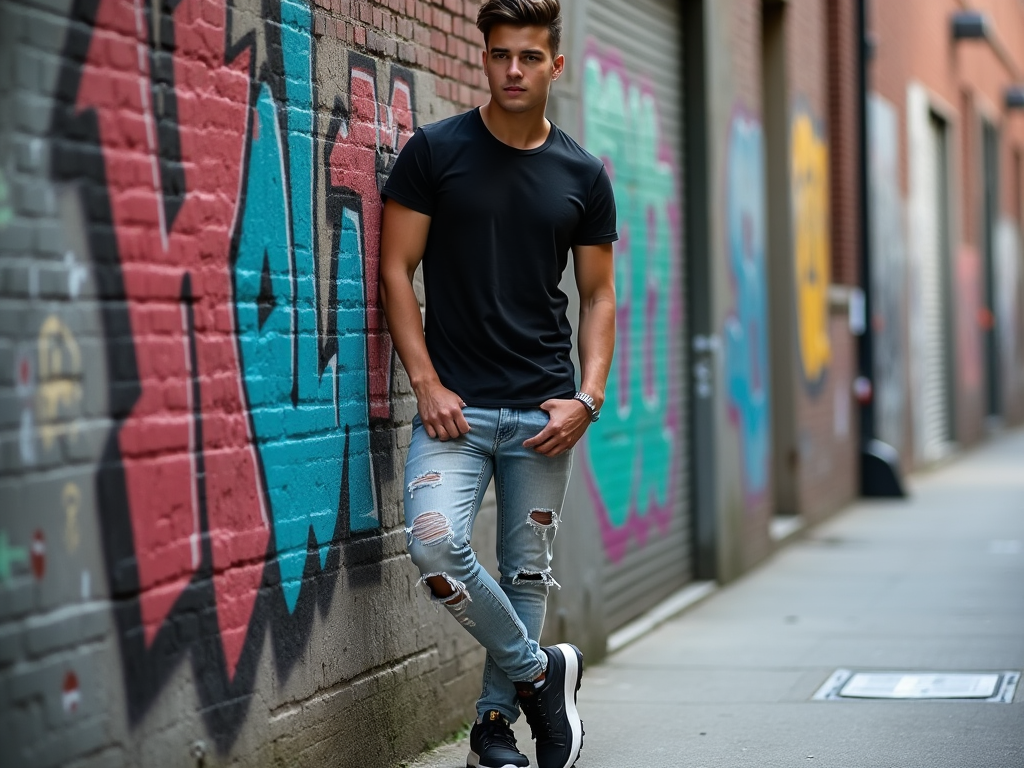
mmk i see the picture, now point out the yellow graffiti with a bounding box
[791,111,832,388]
[63,483,81,553]
[36,316,83,448]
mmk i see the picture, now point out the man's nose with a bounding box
[508,57,523,77]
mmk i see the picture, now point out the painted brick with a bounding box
[0,221,35,253]
[24,605,109,658]
[14,93,53,136]
[0,622,24,666]
[32,715,112,768]
[64,747,129,768]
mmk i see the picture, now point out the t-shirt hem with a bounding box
[381,189,433,216]
[573,233,619,246]
[462,390,577,409]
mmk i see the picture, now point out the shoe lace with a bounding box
[480,717,520,752]
[520,695,553,741]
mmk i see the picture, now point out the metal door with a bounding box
[913,110,954,461]
[577,0,690,631]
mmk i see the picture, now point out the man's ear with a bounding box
[552,54,565,80]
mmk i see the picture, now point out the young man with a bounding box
[379,1,616,766]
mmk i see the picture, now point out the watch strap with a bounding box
[573,391,600,422]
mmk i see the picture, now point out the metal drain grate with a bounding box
[813,669,1020,702]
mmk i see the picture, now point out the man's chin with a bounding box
[493,98,536,114]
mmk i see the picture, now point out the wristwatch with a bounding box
[573,391,601,422]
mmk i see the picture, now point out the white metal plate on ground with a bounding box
[813,669,1020,702]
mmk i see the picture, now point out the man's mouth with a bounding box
[504,86,526,93]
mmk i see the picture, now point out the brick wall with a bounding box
[868,0,1024,455]
[787,0,860,518]
[827,0,861,288]
[0,0,494,765]
[727,0,775,572]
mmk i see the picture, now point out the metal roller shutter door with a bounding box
[579,0,691,632]
[916,114,952,461]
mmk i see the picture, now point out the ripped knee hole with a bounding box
[408,471,443,497]
[409,510,452,545]
[512,568,561,589]
[529,509,554,526]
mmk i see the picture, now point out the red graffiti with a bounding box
[330,67,413,420]
[62,671,81,714]
[76,0,267,678]
[30,530,45,579]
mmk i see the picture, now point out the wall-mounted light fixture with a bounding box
[951,10,990,40]
[1007,85,1024,110]
[951,9,1024,95]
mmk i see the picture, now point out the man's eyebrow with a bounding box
[488,47,546,55]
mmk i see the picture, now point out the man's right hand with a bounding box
[415,380,471,441]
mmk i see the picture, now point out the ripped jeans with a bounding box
[404,406,573,722]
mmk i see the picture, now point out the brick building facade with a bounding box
[867,0,1024,465]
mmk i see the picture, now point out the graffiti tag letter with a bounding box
[725,115,771,498]
[581,48,680,561]
[792,109,832,392]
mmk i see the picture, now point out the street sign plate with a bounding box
[841,673,998,699]
[813,669,1020,702]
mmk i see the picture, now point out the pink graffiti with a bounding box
[581,41,682,562]
[77,0,267,677]
[957,245,983,392]
[330,67,413,420]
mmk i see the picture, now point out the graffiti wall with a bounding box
[52,0,413,720]
[0,0,494,762]
[724,112,771,501]
[955,244,986,442]
[791,107,832,395]
[867,94,908,455]
[995,218,1023,419]
[579,42,682,563]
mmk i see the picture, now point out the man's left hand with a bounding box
[523,398,592,456]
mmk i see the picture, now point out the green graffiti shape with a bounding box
[0,531,28,584]
[582,54,678,554]
[0,169,12,229]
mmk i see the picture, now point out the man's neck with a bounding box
[479,101,551,150]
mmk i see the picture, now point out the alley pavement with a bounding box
[405,428,1024,768]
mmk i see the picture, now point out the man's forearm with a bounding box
[577,294,616,411]
[379,271,441,394]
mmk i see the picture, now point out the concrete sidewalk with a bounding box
[405,429,1024,768]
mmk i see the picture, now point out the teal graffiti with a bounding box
[0,169,12,229]
[581,47,679,561]
[0,530,29,585]
[725,114,770,498]
[234,0,376,613]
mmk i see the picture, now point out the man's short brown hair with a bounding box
[476,0,562,55]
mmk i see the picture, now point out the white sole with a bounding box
[466,749,529,768]
[552,642,584,768]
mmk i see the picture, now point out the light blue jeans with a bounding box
[404,406,573,722]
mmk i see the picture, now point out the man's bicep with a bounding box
[381,198,432,276]
[572,242,615,303]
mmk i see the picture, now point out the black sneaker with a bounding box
[515,644,584,768]
[466,710,530,768]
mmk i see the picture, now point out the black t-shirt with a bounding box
[382,108,617,407]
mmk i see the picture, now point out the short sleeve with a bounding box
[573,164,618,245]
[382,127,435,216]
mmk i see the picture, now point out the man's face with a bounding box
[482,24,564,115]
